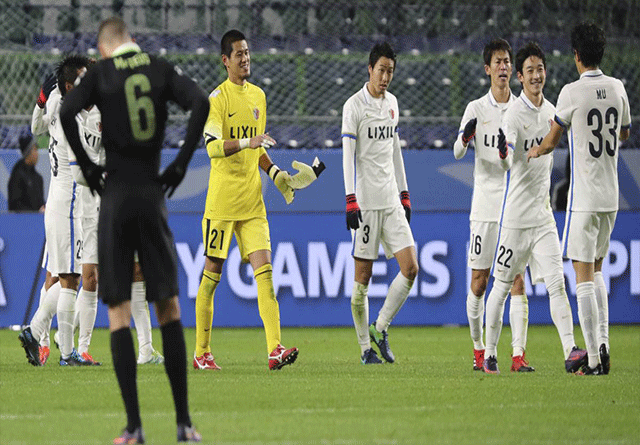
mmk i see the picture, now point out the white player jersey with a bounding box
[458,90,515,222]
[35,89,83,218]
[500,94,556,229]
[555,69,631,212]
[77,106,103,219]
[342,83,402,210]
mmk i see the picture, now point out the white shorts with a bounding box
[468,220,499,270]
[562,211,617,262]
[82,216,98,265]
[351,206,414,260]
[493,222,563,284]
[44,209,83,276]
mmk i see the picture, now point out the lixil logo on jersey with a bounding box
[367,125,396,140]
[253,108,260,120]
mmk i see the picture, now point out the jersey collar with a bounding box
[225,78,249,92]
[487,88,512,108]
[361,82,385,105]
[581,69,604,78]
[111,42,142,57]
[519,92,544,111]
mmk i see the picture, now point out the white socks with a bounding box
[593,271,609,349]
[30,281,61,345]
[131,281,154,360]
[74,288,98,355]
[509,294,528,357]
[484,279,511,358]
[57,287,77,358]
[38,284,50,347]
[576,281,599,368]
[376,272,414,333]
[545,274,576,359]
[466,289,485,350]
[351,281,370,354]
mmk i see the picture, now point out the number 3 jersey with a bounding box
[32,88,83,218]
[554,69,631,213]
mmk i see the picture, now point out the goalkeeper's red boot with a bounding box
[511,352,535,372]
[268,344,299,370]
[193,352,221,370]
[39,345,50,366]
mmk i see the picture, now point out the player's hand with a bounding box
[461,118,477,145]
[249,133,276,150]
[400,190,411,224]
[37,73,57,109]
[287,157,326,189]
[159,160,187,198]
[267,164,294,204]
[497,128,508,159]
[82,162,106,196]
[346,194,362,230]
[527,145,541,162]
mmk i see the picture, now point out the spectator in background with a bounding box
[8,134,44,212]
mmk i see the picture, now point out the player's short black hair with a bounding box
[515,42,546,75]
[221,30,246,57]
[369,42,396,70]
[571,22,606,68]
[483,39,513,67]
[55,55,92,97]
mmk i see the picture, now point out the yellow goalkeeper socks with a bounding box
[254,263,281,352]
[195,269,220,357]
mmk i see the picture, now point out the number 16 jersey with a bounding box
[554,69,631,213]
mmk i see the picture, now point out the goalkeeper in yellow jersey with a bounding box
[194,30,323,371]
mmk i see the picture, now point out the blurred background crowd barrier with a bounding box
[1,0,639,150]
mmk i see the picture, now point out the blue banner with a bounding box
[1,211,638,328]
[2,148,640,212]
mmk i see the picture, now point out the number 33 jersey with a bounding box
[554,69,631,213]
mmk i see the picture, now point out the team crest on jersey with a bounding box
[253,108,260,120]
[97,121,102,132]
[389,109,394,120]
[548,118,553,129]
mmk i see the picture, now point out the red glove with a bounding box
[346,194,362,230]
[37,73,57,109]
[400,190,411,223]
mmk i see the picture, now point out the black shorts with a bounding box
[97,175,178,306]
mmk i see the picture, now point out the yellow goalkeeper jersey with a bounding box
[203,79,268,220]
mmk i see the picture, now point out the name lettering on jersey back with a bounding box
[367,125,396,140]
[596,88,607,100]
[230,126,257,139]
[114,53,151,70]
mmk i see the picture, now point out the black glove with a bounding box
[400,190,411,224]
[346,194,362,230]
[37,73,57,108]
[82,162,106,196]
[461,118,477,144]
[497,128,507,159]
[159,161,187,198]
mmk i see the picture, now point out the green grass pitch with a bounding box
[1,325,639,445]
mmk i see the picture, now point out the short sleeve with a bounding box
[203,89,224,140]
[341,98,358,140]
[554,85,573,130]
[620,81,631,128]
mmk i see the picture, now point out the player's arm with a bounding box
[259,151,294,204]
[393,131,411,223]
[342,101,361,230]
[59,69,104,195]
[527,121,564,162]
[453,104,476,160]
[159,64,210,197]
[31,73,57,135]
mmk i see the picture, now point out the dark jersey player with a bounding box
[59,16,209,444]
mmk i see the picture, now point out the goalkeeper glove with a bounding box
[81,162,106,196]
[346,194,362,230]
[160,160,187,198]
[267,164,294,204]
[287,156,326,189]
[497,128,508,159]
[400,190,411,224]
[461,118,477,145]
[37,73,57,109]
